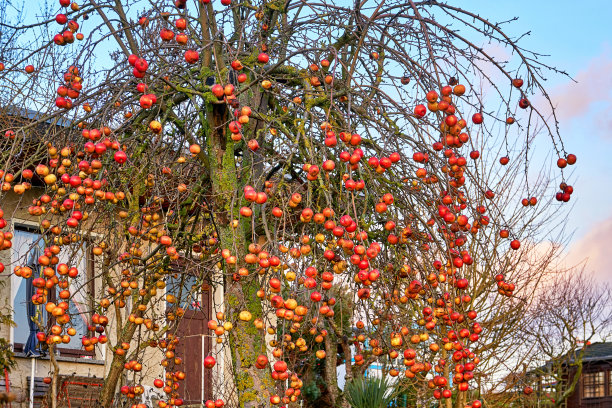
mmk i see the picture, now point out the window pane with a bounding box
[11,228,46,346]
[583,372,605,398]
[58,243,91,350]
[12,277,31,345]
[167,273,201,310]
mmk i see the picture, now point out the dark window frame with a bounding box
[582,370,607,399]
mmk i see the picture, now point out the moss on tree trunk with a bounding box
[208,102,274,407]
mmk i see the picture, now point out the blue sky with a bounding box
[469,0,609,73]
[467,0,612,281]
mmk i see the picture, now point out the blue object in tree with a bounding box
[23,246,41,357]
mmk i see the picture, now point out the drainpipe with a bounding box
[29,357,35,408]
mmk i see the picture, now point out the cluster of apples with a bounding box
[0,209,10,275]
[274,83,482,400]
[0,163,30,193]
[239,185,267,218]
[203,399,226,408]
[556,182,575,203]
[269,361,304,405]
[206,312,237,343]
[495,273,516,297]
[52,4,82,47]
[128,54,151,81]
[160,17,201,64]
[414,82,539,255]
[55,66,82,109]
[120,384,146,405]
[148,335,188,407]
[14,254,85,348]
[3,128,137,355]
[175,0,232,8]
[25,139,125,230]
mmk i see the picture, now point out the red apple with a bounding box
[211,84,224,98]
[184,50,199,64]
[257,53,269,64]
[273,360,287,373]
[203,355,216,368]
[414,104,427,117]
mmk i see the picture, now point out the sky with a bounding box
[464,0,612,284]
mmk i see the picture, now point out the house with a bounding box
[564,342,612,408]
[524,342,612,408]
[0,108,223,407]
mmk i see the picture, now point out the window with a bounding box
[11,225,93,355]
[583,371,605,398]
[166,272,203,310]
[10,228,45,348]
[57,241,92,352]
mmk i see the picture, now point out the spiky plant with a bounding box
[344,376,397,408]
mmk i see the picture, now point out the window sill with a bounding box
[13,352,105,365]
[581,397,612,400]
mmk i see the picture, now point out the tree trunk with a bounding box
[340,341,352,408]
[442,349,452,408]
[207,102,273,407]
[323,335,340,407]
[49,345,58,408]
[98,322,138,406]
[99,355,125,407]
[455,391,466,408]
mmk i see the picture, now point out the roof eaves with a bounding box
[3,106,71,128]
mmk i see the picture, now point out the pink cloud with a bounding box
[564,213,612,284]
[480,44,512,82]
[547,45,612,124]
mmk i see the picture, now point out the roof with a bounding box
[525,342,612,377]
[1,106,71,128]
[581,342,612,362]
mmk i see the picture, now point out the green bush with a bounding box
[344,376,397,408]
